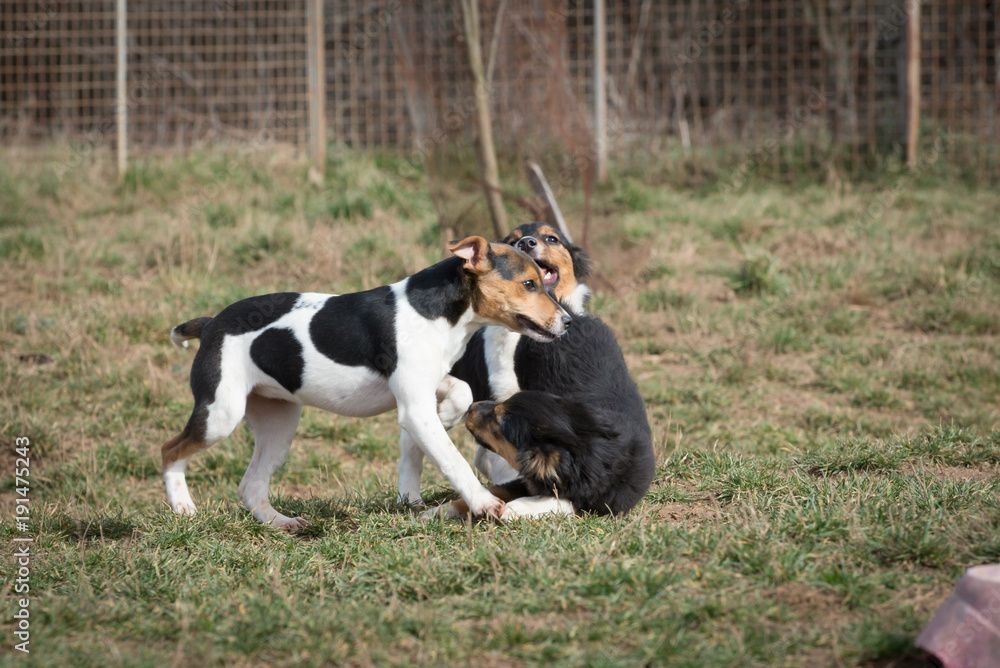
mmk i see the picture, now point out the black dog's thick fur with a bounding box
[463,312,656,516]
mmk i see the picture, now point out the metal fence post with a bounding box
[307,0,326,183]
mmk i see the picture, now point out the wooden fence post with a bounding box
[115,0,127,182]
[594,0,608,182]
[905,0,921,167]
[307,0,326,183]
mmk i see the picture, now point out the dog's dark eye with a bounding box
[544,235,560,245]
[522,280,537,292]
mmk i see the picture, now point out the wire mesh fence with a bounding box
[1,1,997,180]
[2,1,117,143]
[1,0,309,151]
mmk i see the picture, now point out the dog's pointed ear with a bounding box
[569,244,594,281]
[447,236,492,274]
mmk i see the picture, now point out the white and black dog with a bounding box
[162,236,571,530]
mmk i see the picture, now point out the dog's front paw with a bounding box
[169,499,198,516]
[272,515,309,532]
[468,493,506,520]
[396,492,423,506]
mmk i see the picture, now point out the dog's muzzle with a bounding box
[466,400,497,430]
[516,236,538,253]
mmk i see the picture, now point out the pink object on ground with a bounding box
[916,564,1000,667]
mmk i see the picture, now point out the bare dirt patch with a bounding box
[763,352,820,386]
[0,437,19,479]
[627,351,705,382]
[769,227,853,262]
[672,275,737,303]
[655,496,722,524]
[466,653,526,668]
[453,610,592,641]
[763,582,844,618]
[904,462,999,484]
[764,386,834,416]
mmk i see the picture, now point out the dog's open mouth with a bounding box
[516,315,558,341]
[535,260,559,286]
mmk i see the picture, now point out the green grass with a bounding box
[1,147,999,666]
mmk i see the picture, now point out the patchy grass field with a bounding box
[1,145,999,666]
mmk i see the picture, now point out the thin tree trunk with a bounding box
[460,0,507,238]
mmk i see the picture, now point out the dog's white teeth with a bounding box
[544,270,555,283]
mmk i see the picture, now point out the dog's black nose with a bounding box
[516,236,538,252]
[562,315,573,327]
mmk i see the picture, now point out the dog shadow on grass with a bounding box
[50,512,142,542]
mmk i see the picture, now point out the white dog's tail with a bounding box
[170,317,213,349]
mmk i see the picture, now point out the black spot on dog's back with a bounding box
[183,293,301,426]
[405,256,470,325]
[211,292,301,336]
[250,328,304,393]
[310,287,397,376]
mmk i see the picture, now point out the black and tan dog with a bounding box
[429,223,655,520]
[450,310,655,519]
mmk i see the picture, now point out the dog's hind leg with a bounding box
[161,422,207,516]
[239,394,305,531]
[500,496,575,521]
[161,393,246,516]
[160,372,246,515]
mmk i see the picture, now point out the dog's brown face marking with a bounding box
[465,400,520,470]
[503,223,579,302]
[449,236,570,341]
[466,398,561,487]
